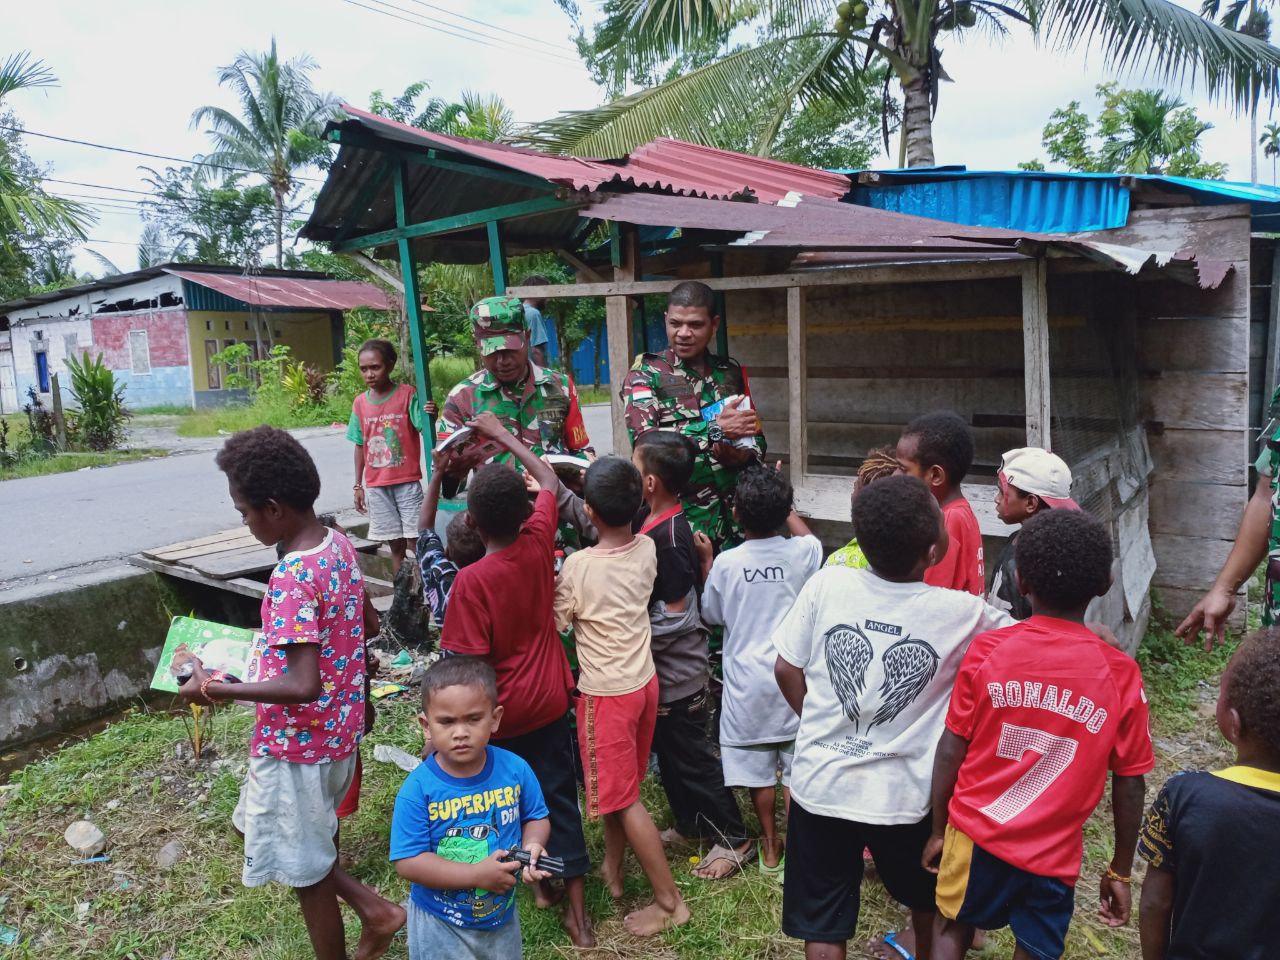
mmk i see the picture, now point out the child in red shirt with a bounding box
[439,414,594,949]
[896,410,984,596]
[347,338,426,571]
[925,509,1154,960]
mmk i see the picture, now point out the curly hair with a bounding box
[858,447,899,488]
[735,466,794,535]
[583,456,643,527]
[902,410,975,485]
[446,511,485,568]
[1225,629,1280,760]
[421,655,498,711]
[1014,510,1112,610]
[852,475,940,578]
[634,430,696,496]
[466,463,529,539]
[215,425,320,510]
[358,338,397,369]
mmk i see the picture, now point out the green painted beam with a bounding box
[487,220,508,295]
[334,158,393,243]
[394,161,436,453]
[329,194,575,253]
[710,252,729,357]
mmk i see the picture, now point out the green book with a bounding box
[151,616,259,693]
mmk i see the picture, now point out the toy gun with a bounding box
[501,848,565,877]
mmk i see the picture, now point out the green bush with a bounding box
[64,353,130,451]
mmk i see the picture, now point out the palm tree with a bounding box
[533,0,1280,168]
[1262,121,1280,183]
[1200,0,1271,181]
[87,223,185,276]
[191,38,338,267]
[1096,89,1206,173]
[0,52,92,248]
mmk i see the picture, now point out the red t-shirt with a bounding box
[925,497,984,595]
[348,384,423,487]
[440,490,573,739]
[944,617,1154,883]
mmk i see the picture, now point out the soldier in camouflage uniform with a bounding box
[621,281,765,547]
[437,295,593,467]
[1177,384,1280,645]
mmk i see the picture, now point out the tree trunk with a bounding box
[901,69,936,168]
[1251,108,1259,185]
[273,191,284,269]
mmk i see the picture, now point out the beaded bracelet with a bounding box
[200,670,227,702]
[1104,866,1132,884]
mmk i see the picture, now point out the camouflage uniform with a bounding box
[622,347,765,546]
[1255,385,1280,624]
[437,295,593,464]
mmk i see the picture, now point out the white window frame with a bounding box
[129,329,152,376]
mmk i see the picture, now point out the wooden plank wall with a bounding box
[1076,206,1253,621]
[1249,236,1277,438]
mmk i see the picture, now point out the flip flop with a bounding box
[692,842,757,880]
[879,931,916,960]
[758,844,785,883]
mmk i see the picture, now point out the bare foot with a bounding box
[760,838,784,869]
[562,906,597,948]
[532,878,564,909]
[355,902,406,960]
[599,859,625,898]
[623,899,691,937]
[691,841,754,880]
[867,930,913,960]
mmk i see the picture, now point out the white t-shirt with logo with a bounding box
[703,534,823,746]
[773,566,1015,824]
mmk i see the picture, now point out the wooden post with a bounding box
[393,161,436,453]
[787,286,807,480]
[607,224,639,454]
[1264,244,1280,414]
[1021,257,1051,449]
[50,372,67,452]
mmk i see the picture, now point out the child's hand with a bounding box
[921,832,945,874]
[424,400,439,418]
[473,850,522,895]
[354,485,367,514]
[523,468,542,494]
[693,531,714,567]
[521,843,552,884]
[177,658,216,706]
[467,411,508,441]
[1098,871,1132,926]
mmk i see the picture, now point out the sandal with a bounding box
[691,842,757,880]
[877,931,916,960]
[758,845,785,883]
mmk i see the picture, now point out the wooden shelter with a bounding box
[302,108,1252,649]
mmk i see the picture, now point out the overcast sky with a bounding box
[4,0,1271,273]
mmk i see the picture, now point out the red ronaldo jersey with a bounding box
[944,616,1154,883]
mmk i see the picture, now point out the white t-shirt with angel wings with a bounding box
[774,566,1014,825]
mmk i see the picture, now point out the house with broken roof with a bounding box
[0,263,392,412]
[298,106,1277,647]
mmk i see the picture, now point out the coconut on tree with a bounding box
[533,0,1280,168]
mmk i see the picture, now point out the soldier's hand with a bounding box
[712,442,755,467]
[715,403,757,440]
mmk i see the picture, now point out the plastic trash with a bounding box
[372,743,422,773]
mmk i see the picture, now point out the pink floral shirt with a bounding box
[250,531,366,763]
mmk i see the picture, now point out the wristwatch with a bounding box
[707,423,725,444]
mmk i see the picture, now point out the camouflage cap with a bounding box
[470,295,528,356]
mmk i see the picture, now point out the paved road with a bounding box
[0,405,614,588]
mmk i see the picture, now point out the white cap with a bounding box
[998,447,1080,511]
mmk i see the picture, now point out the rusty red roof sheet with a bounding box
[165,270,393,310]
[336,105,850,202]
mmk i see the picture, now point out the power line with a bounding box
[43,178,155,196]
[0,123,327,183]
[338,0,581,66]
[46,188,314,218]
[397,0,579,55]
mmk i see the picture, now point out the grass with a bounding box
[0,449,168,481]
[0,621,1239,960]
[577,385,612,405]
[128,406,196,417]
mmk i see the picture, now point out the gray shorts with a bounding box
[407,895,521,960]
[720,741,794,789]
[366,481,424,541]
[232,752,357,888]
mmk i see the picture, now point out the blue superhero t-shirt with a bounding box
[390,745,548,929]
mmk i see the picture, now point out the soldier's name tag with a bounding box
[655,374,696,401]
[540,396,568,423]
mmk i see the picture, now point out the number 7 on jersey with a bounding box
[979,723,1079,824]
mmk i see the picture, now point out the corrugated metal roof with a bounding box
[841,167,1280,232]
[165,270,392,310]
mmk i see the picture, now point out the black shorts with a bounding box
[497,713,591,878]
[782,800,937,944]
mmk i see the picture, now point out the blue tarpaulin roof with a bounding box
[837,166,1280,234]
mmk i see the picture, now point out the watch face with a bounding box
[707,424,725,443]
